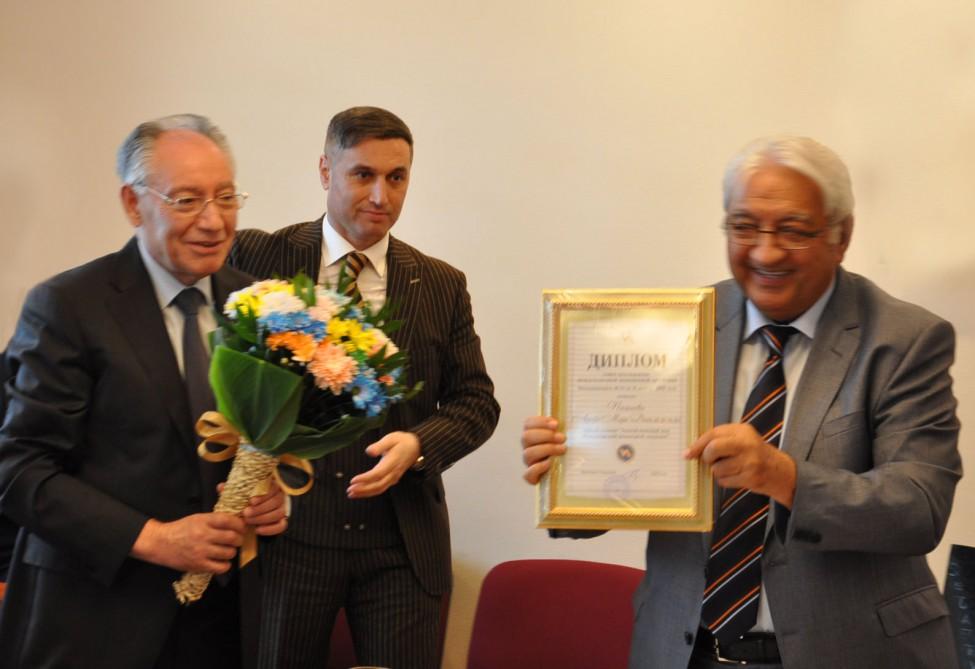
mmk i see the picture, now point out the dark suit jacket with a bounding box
[0,349,15,579]
[229,219,500,595]
[0,238,252,669]
[628,268,962,668]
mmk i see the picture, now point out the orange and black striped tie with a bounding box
[342,252,367,305]
[701,324,797,644]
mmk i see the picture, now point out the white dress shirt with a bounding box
[137,238,216,376]
[320,215,389,309]
[732,275,836,633]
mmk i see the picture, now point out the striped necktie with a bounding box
[701,324,797,644]
[342,252,367,304]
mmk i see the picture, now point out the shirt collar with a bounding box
[744,273,837,341]
[322,214,389,278]
[136,237,214,310]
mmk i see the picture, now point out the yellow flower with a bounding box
[225,280,295,318]
[266,332,317,362]
[326,317,377,354]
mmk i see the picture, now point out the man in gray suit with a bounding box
[229,106,500,669]
[522,136,961,668]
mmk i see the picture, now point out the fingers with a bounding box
[686,423,797,504]
[242,485,285,521]
[523,458,554,485]
[252,516,289,537]
[521,416,561,448]
[347,458,398,499]
[521,416,565,485]
[523,441,565,467]
[523,415,558,432]
[363,432,398,457]
[136,513,247,573]
[348,432,420,499]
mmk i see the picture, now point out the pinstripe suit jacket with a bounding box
[627,267,961,668]
[228,219,499,595]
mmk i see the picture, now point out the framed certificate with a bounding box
[538,289,715,531]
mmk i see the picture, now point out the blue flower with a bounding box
[259,312,327,338]
[351,373,388,417]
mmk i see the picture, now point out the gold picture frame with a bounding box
[538,288,715,531]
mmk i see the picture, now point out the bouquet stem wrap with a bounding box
[173,412,313,605]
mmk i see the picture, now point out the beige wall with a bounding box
[2,2,974,666]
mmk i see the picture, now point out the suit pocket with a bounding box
[822,411,866,438]
[876,584,949,637]
[819,412,871,470]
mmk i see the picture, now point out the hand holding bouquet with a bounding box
[173,269,420,603]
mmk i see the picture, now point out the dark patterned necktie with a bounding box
[342,252,367,305]
[701,324,797,644]
[172,288,215,427]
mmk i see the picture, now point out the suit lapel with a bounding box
[714,279,745,425]
[106,239,195,449]
[707,279,746,540]
[782,268,860,463]
[291,218,325,282]
[385,237,422,349]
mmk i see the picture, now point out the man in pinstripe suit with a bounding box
[229,106,499,669]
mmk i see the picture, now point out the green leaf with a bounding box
[209,346,303,451]
[269,414,387,459]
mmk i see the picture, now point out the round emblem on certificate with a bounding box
[616,444,635,462]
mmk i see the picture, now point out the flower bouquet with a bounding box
[173,268,421,604]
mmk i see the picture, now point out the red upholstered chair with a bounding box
[325,608,357,669]
[466,559,644,669]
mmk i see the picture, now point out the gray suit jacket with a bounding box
[0,239,253,668]
[628,268,961,668]
[228,220,500,595]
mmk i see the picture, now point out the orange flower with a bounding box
[266,332,317,362]
[308,342,357,394]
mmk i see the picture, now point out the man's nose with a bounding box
[749,232,787,262]
[196,200,229,230]
[368,179,388,205]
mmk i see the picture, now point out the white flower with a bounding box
[260,291,306,315]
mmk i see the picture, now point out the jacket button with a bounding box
[684,631,694,645]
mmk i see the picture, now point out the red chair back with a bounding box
[467,559,644,669]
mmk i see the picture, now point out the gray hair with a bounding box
[722,135,854,226]
[116,113,234,186]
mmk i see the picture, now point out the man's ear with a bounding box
[832,215,854,261]
[120,185,142,229]
[319,154,330,191]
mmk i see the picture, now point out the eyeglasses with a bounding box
[141,186,248,216]
[722,219,835,250]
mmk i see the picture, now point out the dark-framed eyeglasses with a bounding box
[141,186,248,216]
[722,219,835,250]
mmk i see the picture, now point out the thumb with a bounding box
[365,433,396,457]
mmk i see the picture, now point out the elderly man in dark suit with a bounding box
[229,106,500,669]
[0,114,288,669]
[0,351,14,586]
[522,136,961,668]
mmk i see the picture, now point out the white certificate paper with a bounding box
[563,316,691,500]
